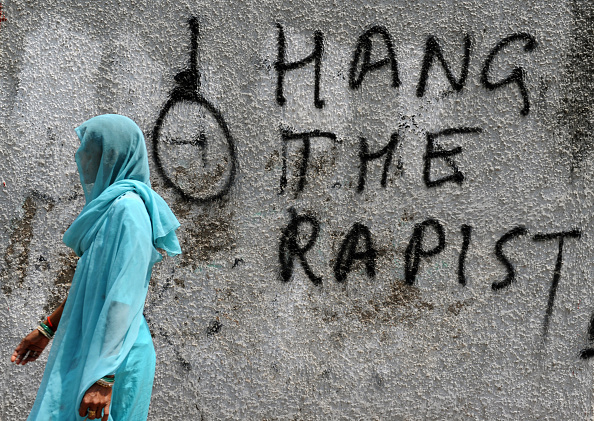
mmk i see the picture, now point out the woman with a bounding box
[11,114,181,420]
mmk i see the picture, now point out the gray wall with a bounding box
[1,0,593,419]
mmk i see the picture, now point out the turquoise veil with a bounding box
[28,114,181,421]
[64,114,181,258]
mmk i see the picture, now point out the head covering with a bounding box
[63,114,181,257]
[74,114,152,202]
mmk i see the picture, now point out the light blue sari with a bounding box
[28,115,181,421]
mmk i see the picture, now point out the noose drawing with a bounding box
[152,17,237,203]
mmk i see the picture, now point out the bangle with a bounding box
[46,317,54,329]
[36,325,53,340]
[96,377,114,388]
[39,322,54,337]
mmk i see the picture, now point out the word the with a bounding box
[280,127,482,195]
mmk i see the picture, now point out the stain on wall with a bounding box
[562,1,594,172]
[42,250,78,315]
[354,280,435,325]
[179,211,236,269]
[1,197,37,295]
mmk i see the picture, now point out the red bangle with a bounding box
[46,317,54,329]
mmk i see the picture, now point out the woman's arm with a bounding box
[47,296,67,328]
[11,296,67,365]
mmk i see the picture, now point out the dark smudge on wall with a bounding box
[43,251,78,315]
[1,197,37,295]
[562,1,594,172]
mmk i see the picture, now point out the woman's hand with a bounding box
[11,329,49,365]
[79,383,112,421]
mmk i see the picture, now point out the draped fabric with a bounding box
[28,115,181,421]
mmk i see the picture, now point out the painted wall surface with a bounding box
[1,0,593,419]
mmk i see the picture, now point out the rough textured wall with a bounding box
[0,0,593,419]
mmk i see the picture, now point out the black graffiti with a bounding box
[491,226,528,291]
[580,312,594,360]
[334,223,376,283]
[405,219,446,285]
[280,129,337,194]
[162,131,208,167]
[275,24,325,108]
[279,208,321,285]
[268,210,582,353]
[349,26,400,90]
[357,132,400,192]
[416,34,471,97]
[271,27,536,115]
[458,224,472,286]
[152,16,237,203]
[277,127,485,194]
[423,127,482,188]
[481,33,538,116]
[580,348,594,360]
[533,230,581,337]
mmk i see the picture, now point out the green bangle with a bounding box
[36,325,53,340]
[39,322,54,338]
[100,376,114,383]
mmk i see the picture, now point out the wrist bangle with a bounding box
[36,325,53,340]
[96,378,114,388]
[39,322,54,337]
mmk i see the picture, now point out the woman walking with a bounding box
[11,114,181,420]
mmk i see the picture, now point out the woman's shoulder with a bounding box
[115,191,144,205]
[109,191,149,223]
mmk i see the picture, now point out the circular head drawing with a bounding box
[154,98,235,202]
[152,17,236,203]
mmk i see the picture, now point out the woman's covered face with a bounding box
[75,133,102,184]
[74,114,151,203]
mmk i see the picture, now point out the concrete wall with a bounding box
[1,0,593,419]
